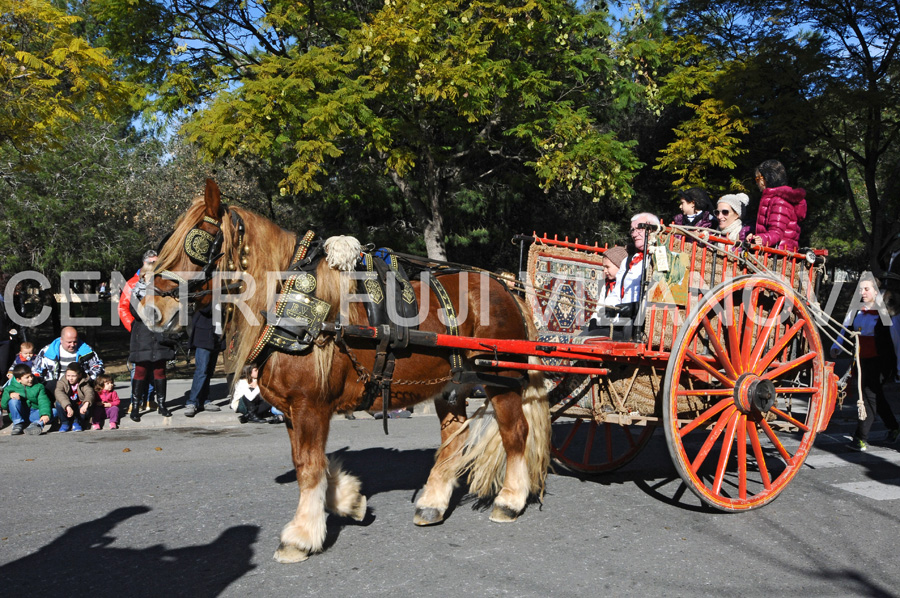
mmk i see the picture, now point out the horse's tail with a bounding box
[313,235,362,395]
[454,294,551,500]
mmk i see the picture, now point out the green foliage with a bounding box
[655,97,750,192]
[166,0,668,258]
[0,0,128,155]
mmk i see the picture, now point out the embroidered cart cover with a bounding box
[525,243,642,415]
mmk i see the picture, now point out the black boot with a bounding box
[130,378,148,422]
[154,378,172,417]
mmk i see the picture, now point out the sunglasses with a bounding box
[715,209,731,216]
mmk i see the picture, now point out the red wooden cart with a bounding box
[401,225,839,512]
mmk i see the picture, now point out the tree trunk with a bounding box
[389,159,448,261]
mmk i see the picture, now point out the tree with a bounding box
[0,0,127,164]
[93,0,668,260]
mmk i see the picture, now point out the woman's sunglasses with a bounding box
[715,209,730,216]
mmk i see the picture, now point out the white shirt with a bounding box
[616,252,644,305]
[231,379,261,410]
[58,347,78,377]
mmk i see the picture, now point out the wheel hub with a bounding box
[734,373,777,414]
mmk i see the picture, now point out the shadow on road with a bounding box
[275,446,485,544]
[1,506,258,597]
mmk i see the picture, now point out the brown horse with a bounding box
[140,180,550,563]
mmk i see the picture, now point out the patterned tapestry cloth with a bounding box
[527,244,606,334]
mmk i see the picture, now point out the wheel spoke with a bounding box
[624,425,638,448]
[676,388,733,397]
[737,415,748,500]
[701,316,739,379]
[768,406,810,433]
[725,297,743,374]
[713,410,740,495]
[583,421,598,464]
[747,295,786,368]
[754,320,805,375]
[739,290,757,372]
[747,421,772,490]
[558,418,582,453]
[686,350,735,386]
[690,405,737,474]
[678,398,732,438]
[759,418,794,464]
[762,352,817,381]
[604,423,613,462]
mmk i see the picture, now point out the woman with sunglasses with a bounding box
[715,193,751,248]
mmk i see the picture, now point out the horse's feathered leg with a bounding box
[274,401,331,563]
[414,395,469,526]
[325,457,366,521]
[454,360,550,522]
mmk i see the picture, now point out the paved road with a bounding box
[1,390,899,597]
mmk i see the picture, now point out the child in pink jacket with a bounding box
[92,374,121,429]
[746,159,807,253]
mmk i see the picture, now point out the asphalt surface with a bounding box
[2,382,899,597]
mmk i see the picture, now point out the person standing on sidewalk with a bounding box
[120,250,176,422]
[184,305,223,417]
[831,276,900,451]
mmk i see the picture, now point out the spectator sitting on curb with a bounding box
[2,364,55,435]
[93,374,121,430]
[232,364,280,424]
[55,362,98,433]
[33,326,104,396]
[7,341,35,379]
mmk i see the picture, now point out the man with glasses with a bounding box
[591,212,659,340]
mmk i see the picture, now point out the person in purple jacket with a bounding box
[672,187,717,230]
[746,159,807,252]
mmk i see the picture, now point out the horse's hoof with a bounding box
[349,495,367,522]
[274,543,309,563]
[489,504,520,523]
[414,507,445,526]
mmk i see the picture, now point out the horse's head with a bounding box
[140,178,234,334]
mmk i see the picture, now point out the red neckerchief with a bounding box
[621,252,643,298]
[605,279,616,294]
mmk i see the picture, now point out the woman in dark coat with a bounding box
[120,251,175,421]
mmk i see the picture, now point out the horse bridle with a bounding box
[153,208,246,301]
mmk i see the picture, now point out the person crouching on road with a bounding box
[55,363,98,432]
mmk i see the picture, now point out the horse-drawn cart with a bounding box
[518,225,838,511]
[147,182,842,563]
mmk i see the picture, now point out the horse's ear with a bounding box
[204,178,222,219]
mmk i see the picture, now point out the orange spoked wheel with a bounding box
[662,275,826,510]
[550,375,654,474]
